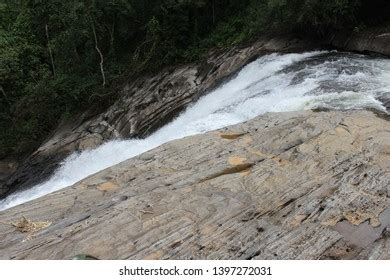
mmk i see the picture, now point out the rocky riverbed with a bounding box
[0,35,319,198]
[3,22,390,199]
[0,110,389,259]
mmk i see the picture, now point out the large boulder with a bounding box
[330,23,390,56]
[0,110,388,259]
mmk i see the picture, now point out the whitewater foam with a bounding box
[1,51,389,210]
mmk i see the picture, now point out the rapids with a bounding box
[1,51,389,210]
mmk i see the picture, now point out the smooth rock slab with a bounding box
[0,110,389,260]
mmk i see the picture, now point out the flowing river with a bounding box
[1,51,389,210]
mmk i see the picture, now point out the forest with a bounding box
[1,0,390,158]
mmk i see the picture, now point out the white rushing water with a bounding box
[1,51,390,210]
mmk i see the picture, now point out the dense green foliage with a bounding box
[1,0,389,158]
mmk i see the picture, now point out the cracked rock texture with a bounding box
[0,110,389,260]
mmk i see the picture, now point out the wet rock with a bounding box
[330,24,390,56]
[0,160,17,196]
[0,110,388,260]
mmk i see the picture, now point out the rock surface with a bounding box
[0,110,389,260]
[0,160,17,196]
[330,23,390,56]
[1,36,320,198]
[4,22,390,198]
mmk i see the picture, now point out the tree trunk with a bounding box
[45,24,56,76]
[92,22,106,87]
[0,86,10,106]
[212,0,215,25]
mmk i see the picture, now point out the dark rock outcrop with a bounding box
[330,23,390,56]
[0,160,17,197]
[0,110,388,259]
